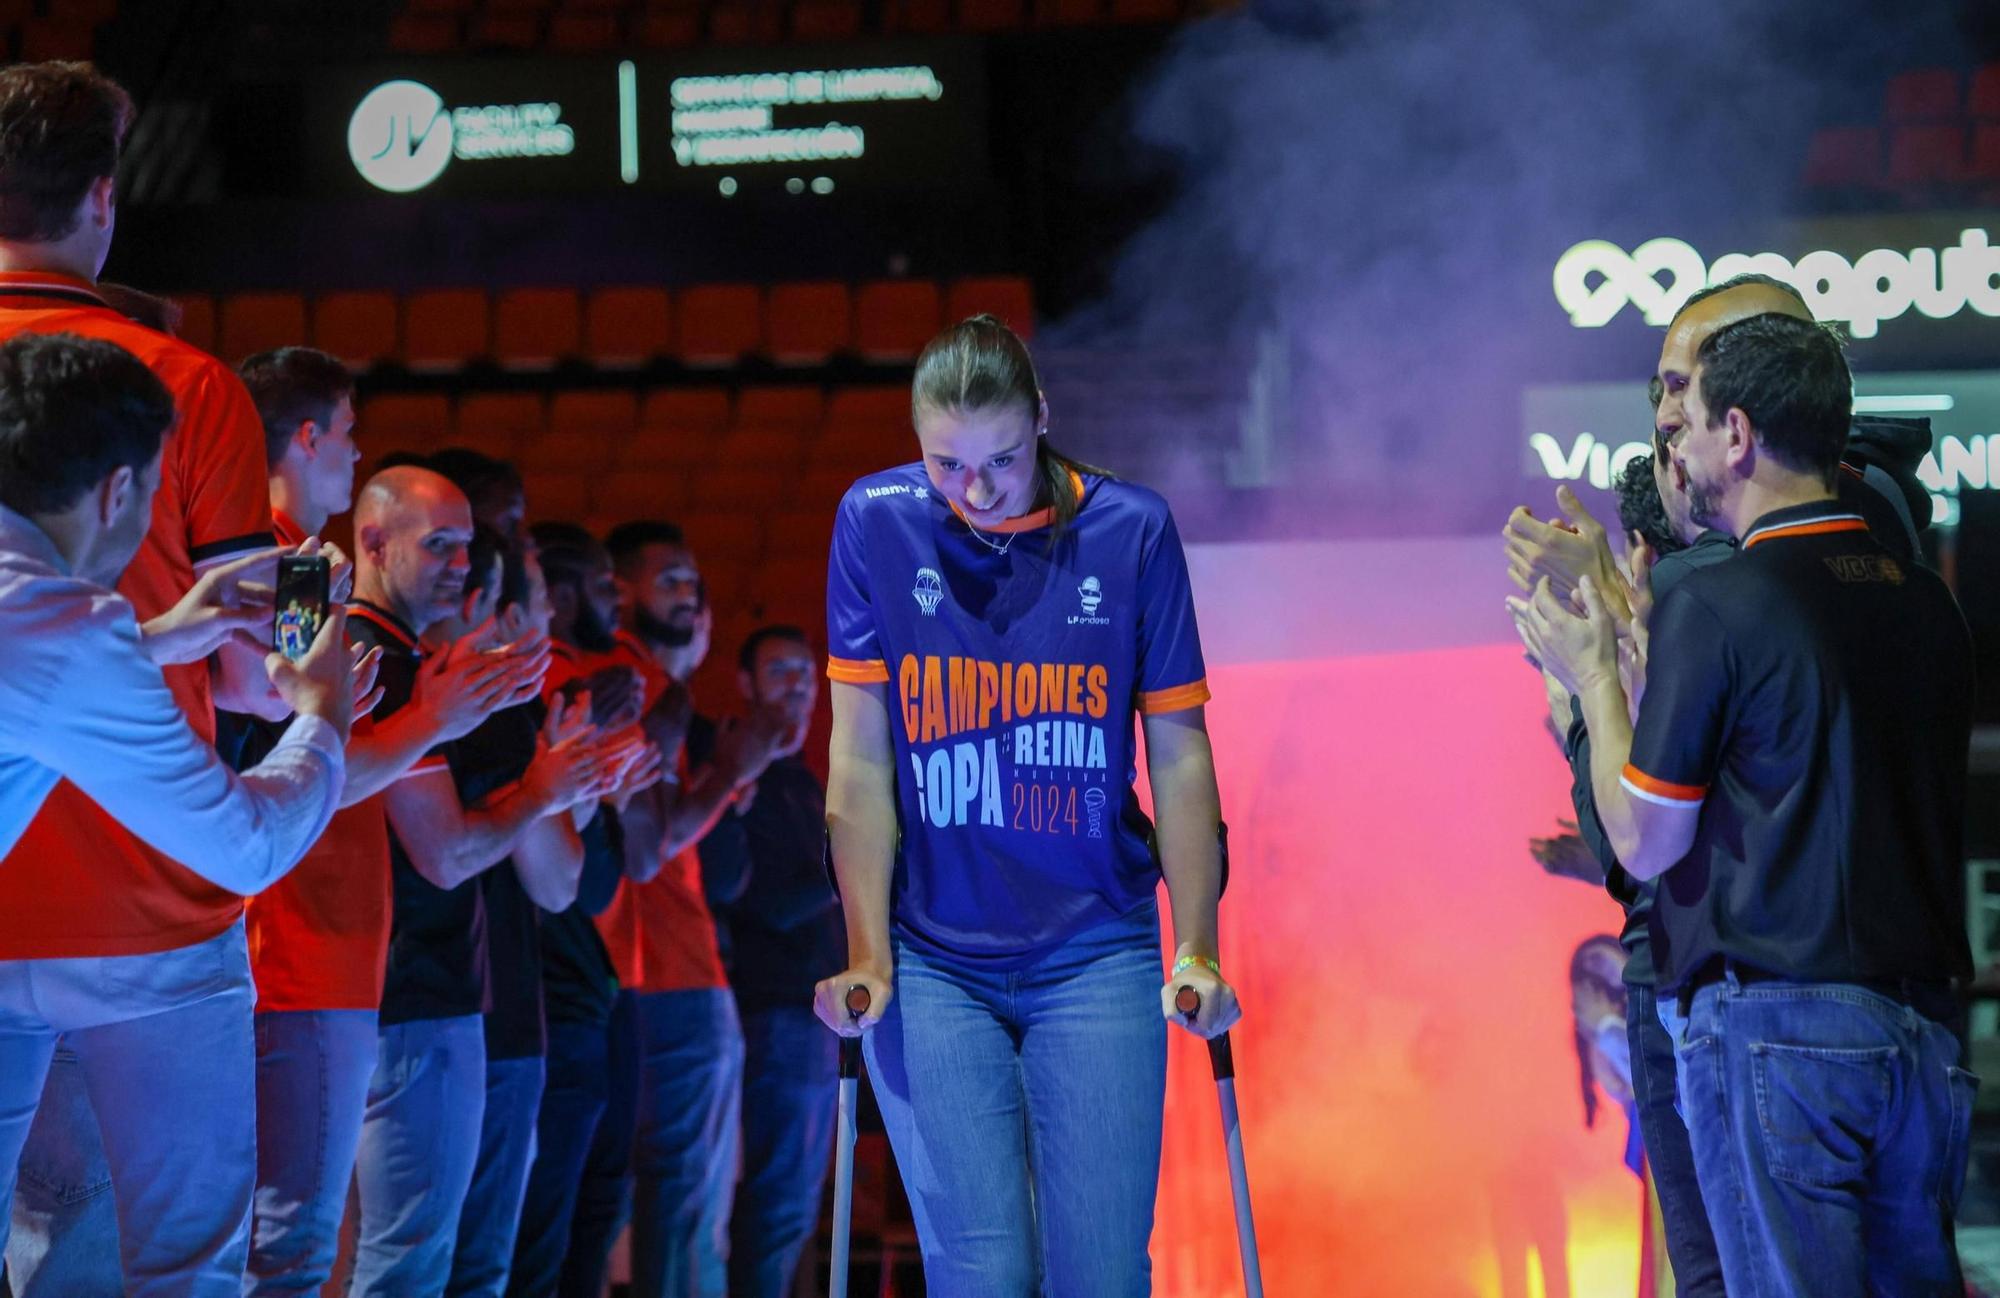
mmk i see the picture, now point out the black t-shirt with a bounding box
[704,754,846,1015]
[360,602,490,1027]
[471,702,549,1059]
[540,805,624,1028]
[1630,504,1976,991]
[1567,530,1737,989]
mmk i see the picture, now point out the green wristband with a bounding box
[1172,954,1222,979]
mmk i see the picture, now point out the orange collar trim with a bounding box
[0,270,105,306]
[947,468,1086,535]
[272,509,307,549]
[1742,515,1868,550]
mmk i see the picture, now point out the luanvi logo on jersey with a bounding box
[912,567,944,616]
[348,79,576,193]
[1069,576,1109,626]
[1553,230,2000,338]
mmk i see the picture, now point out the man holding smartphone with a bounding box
[0,332,357,1292]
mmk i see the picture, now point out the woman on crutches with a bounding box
[811,314,1242,1296]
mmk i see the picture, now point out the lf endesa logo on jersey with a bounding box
[1553,230,2000,339]
[347,79,576,193]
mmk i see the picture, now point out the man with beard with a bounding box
[1515,314,1976,1295]
[346,469,633,1296]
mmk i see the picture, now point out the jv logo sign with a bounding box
[1553,230,2000,339]
[348,81,453,193]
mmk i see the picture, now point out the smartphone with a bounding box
[272,555,331,662]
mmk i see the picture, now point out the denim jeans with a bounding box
[629,987,745,1298]
[0,922,258,1298]
[1661,974,1977,1298]
[448,1055,546,1298]
[557,992,639,1298]
[728,1006,838,1298]
[4,1046,119,1297]
[864,900,1167,1298]
[244,1008,379,1296]
[1623,982,1724,1298]
[509,1019,612,1297]
[350,1014,488,1297]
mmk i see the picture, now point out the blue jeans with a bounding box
[1623,982,1724,1298]
[509,1019,611,1297]
[448,1055,546,1298]
[629,988,745,1298]
[245,1008,379,1296]
[557,992,639,1298]
[728,1006,838,1298]
[0,922,258,1298]
[4,1047,119,1297]
[350,1014,488,1297]
[864,901,1167,1298]
[1661,974,1977,1298]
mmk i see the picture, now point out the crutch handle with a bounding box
[1175,985,1236,1080]
[839,985,871,1079]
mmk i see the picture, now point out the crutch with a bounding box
[1177,985,1265,1298]
[829,984,871,1298]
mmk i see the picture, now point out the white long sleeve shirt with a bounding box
[0,505,343,893]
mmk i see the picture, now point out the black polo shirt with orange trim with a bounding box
[1627,502,1976,992]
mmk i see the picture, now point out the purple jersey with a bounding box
[825,462,1209,965]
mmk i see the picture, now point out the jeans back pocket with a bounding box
[1750,1041,1898,1189]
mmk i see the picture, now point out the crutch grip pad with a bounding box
[1207,1031,1236,1080]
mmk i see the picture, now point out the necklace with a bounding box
[964,519,1017,556]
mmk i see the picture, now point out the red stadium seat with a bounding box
[360,394,453,452]
[621,427,714,471]
[1886,125,1968,186]
[18,21,94,61]
[519,428,618,476]
[55,0,118,21]
[690,466,776,512]
[958,0,1024,30]
[791,0,863,40]
[548,12,622,50]
[550,390,640,441]
[494,288,583,370]
[1800,126,1883,190]
[585,287,672,367]
[677,511,763,558]
[824,384,909,435]
[172,294,217,354]
[710,429,805,471]
[634,8,702,46]
[468,13,541,47]
[765,508,836,557]
[311,292,398,371]
[854,280,941,362]
[707,0,784,43]
[594,472,693,521]
[765,282,853,365]
[797,465,867,510]
[219,292,308,363]
[1971,123,2000,181]
[386,14,459,51]
[453,393,546,458]
[883,0,950,32]
[1034,0,1102,26]
[1884,68,1960,123]
[403,289,491,371]
[1971,63,2000,118]
[525,471,595,523]
[640,386,733,433]
[0,0,35,25]
[946,276,1035,338]
[750,556,825,607]
[677,284,763,366]
[737,386,825,432]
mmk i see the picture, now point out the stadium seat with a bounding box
[677,511,763,558]
[959,0,1024,30]
[172,294,217,354]
[791,0,863,40]
[634,7,702,46]
[18,21,94,61]
[0,0,36,21]
[311,292,398,370]
[621,427,714,471]
[707,0,783,43]
[824,384,910,434]
[519,428,618,475]
[690,466,774,511]
[387,14,459,51]
[468,13,542,47]
[550,390,640,441]
[640,386,733,432]
[403,289,491,372]
[855,280,942,361]
[751,556,826,606]
[219,292,309,363]
[882,0,950,32]
[1886,125,1968,186]
[549,12,622,50]
[677,285,763,365]
[593,472,693,522]
[1800,126,1883,190]
[765,508,837,557]
[710,429,804,471]
[765,282,853,365]
[585,287,672,367]
[946,276,1035,338]
[453,393,546,458]
[798,465,867,510]
[494,288,583,370]
[737,385,825,432]
[1971,123,2000,181]
[1972,63,2000,118]
[1884,67,1960,123]
[360,394,453,452]
[525,472,595,523]
[57,0,118,19]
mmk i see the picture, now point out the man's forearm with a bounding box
[1576,675,1643,867]
[511,813,585,911]
[340,707,446,806]
[657,763,743,859]
[211,641,289,721]
[429,781,561,889]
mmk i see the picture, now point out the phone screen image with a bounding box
[273,555,331,662]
